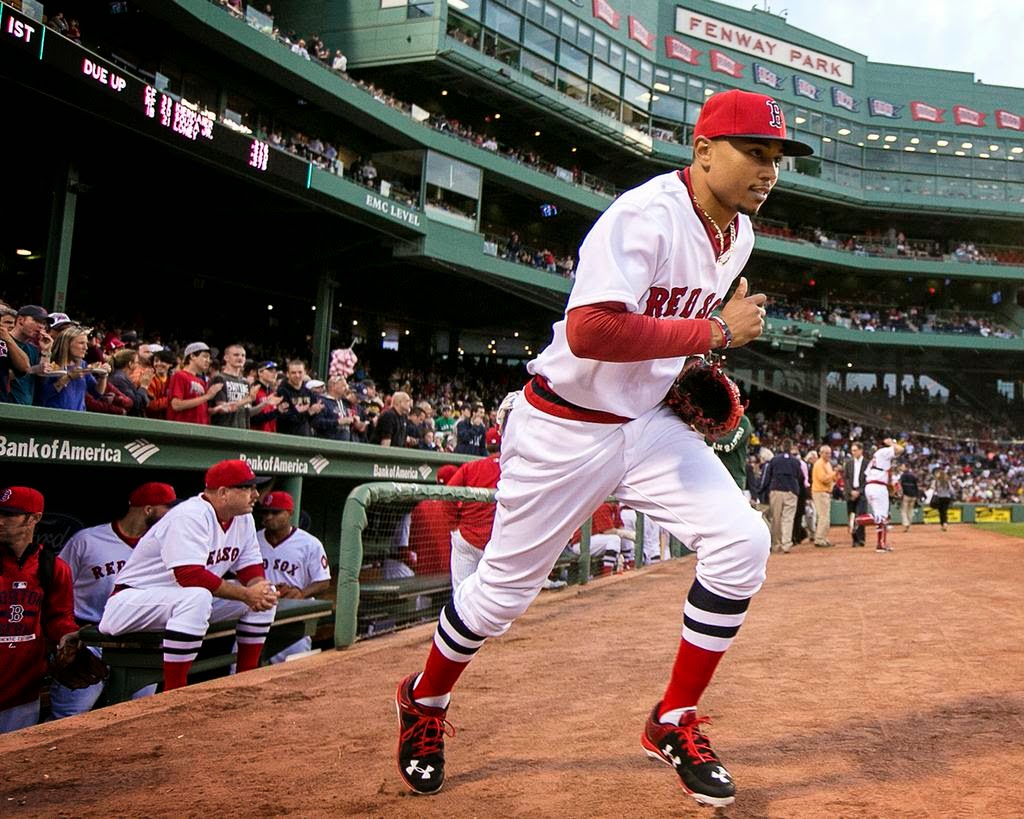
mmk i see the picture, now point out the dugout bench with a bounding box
[78,598,333,704]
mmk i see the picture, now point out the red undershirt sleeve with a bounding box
[173,565,224,593]
[236,564,266,585]
[566,302,712,361]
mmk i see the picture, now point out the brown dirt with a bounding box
[3,523,1024,818]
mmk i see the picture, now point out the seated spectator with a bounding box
[37,324,110,411]
[276,359,323,436]
[145,350,176,420]
[331,49,348,73]
[166,342,223,425]
[108,348,151,417]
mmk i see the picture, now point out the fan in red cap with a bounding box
[97,459,279,694]
[0,486,81,733]
[49,481,181,719]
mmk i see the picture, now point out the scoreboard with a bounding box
[1,2,312,188]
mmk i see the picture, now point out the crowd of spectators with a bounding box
[766,300,1018,338]
[753,220,1024,267]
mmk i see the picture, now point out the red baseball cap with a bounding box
[694,89,814,157]
[436,464,459,485]
[0,486,44,515]
[485,427,502,447]
[128,482,177,508]
[261,491,294,512]
[204,459,272,490]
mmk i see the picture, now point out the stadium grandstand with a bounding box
[2,0,1024,683]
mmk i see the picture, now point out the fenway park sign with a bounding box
[675,7,854,85]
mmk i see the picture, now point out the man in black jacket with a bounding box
[759,439,804,554]
[275,360,323,437]
[843,442,869,546]
[898,464,920,532]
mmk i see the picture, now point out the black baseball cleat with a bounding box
[641,702,736,807]
[396,672,454,795]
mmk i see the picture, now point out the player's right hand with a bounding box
[717,277,767,348]
[246,579,280,611]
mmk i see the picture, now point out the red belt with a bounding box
[523,375,631,424]
[866,480,889,487]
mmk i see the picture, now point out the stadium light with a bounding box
[883,144,891,150]
[867,133,880,140]
[494,113,501,119]
[955,150,966,156]
[822,136,832,142]
[352,320,359,326]
[910,137,920,144]
[989,144,999,151]
[267,304,273,311]
[311,305,316,311]
[15,248,31,256]
[837,127,851,136]
[904,146,915,152]
[929,148,937,153]
[979,153,990,158]
[961,141,973,149]
[441,89,448,96]
[1012,147,1024,154]
[936,139,949,147]
[794,116,806,124]
[514,331,519,337]
[883,135,897,142]
[571,147,577,152]
[534,130,541,136]
[654,82,671,92]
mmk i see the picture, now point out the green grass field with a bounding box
[974,522,1024,539]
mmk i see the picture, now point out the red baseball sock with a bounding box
[659,639,725,716]
[163,660,191,690]
[413,642,470,700]
[236,642,264,673]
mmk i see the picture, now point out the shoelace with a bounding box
[675,716,718,765]
[402,712,456,758]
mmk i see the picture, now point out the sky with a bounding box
[714,0,1024,90]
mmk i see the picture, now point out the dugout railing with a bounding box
[333,482,683,648]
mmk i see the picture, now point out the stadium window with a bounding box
[621,103,648,127]
[651,94,685,122]
[560,13,576,41]
[591,60,621,95]
[835,164,862,189]
[623,77,649,110]
[526,0,543,23]
[495,0,524,11]
[557,69,587,102]
[454,0,482,19]
[524,22,555,58]
[558,41,589,76]
[639,59,653,88]
[653,68,671,93]
[407,1,434,18]
[589,86,621,119]
[576,22,593,53]
[836,141,861,166]
[543,1,560,31]
[521,51,555,85]
[593,31,609,63]
[484,3,522,40]
[625,51,640,81]
[608,42,624,71]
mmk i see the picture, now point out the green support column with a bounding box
[818,364,828,441]
[43,161,79,312]
[277,476,303,527]
[634,512,646,568]
[311,274,336,379]
[578,517,592,585]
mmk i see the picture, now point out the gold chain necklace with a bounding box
[692,197,736,262]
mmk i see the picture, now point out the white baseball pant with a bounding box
[453,398,770,639]
[864,484,891,523]
[450,529,484,591]
[99,586,276,640]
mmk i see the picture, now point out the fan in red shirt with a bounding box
[0,487,80,734]
[408,465,459,575]
[166,342,223,425]
[448,428,502,589]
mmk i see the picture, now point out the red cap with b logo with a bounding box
[0,486,44,515]
[694,89,814,157]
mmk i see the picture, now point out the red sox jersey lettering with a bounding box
[90,560,127,581]
[60,522,140,623]
[207,547,242,566]
[643,287,724,319]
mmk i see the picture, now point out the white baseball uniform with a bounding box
[865,446,898,523]
[99,495,276,662]
[258,527,330,662]
[447,170,770,648]
[620,507,663,564]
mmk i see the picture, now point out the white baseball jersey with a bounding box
[257,527,331,589]
[529,170,754,418]
[59,522,139,623]
[114,495,262,589]
[866,446,898,485]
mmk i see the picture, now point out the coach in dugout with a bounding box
[99,460,279,692]
[0,487,80,733]
[50,482,179,718]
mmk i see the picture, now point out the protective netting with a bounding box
[338,483,685,644]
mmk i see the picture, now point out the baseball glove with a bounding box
[664,357,745,439]
[52,646,108,690]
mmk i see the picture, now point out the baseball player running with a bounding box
[51,482,177,718]
[257,491,330,663]
[99,460,279,691]
[862,439,905,552]
[395,89,812,807]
